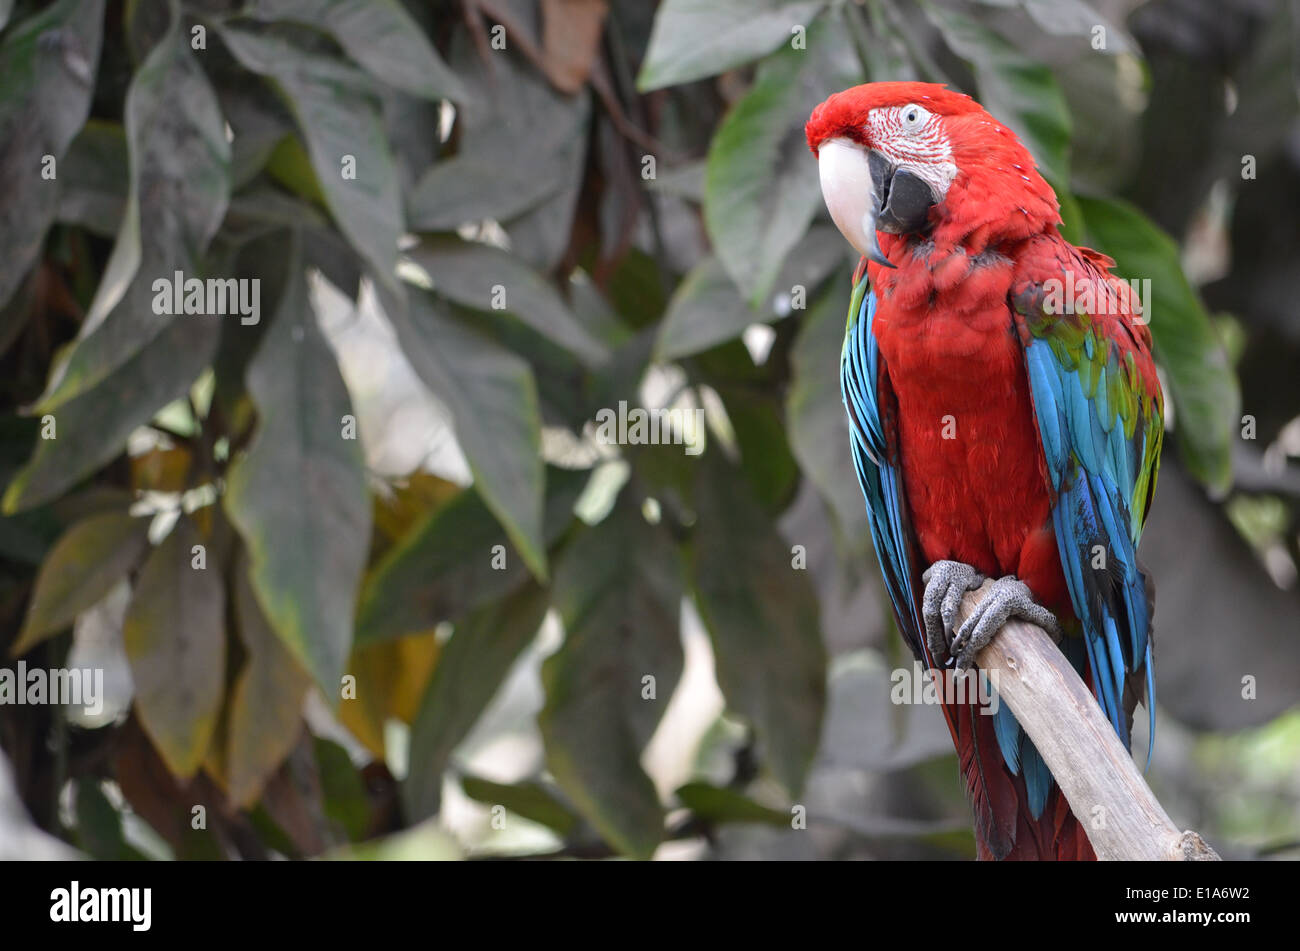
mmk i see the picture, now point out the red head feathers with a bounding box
[806,82,1060,253]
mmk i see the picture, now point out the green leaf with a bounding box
[656,227,845,362]
[539,502,684,859]
[786,278,870,558]
[226,553,313,808]
[12,511,149,656]
[704,18,858,308]
[265,134,328,207]
[248,0,466,102]
[1077,196,1239,494]
[499,90,590,273]
[605,249,670,330]
[56,119,128,238]
[74,779,143,860]
[218,25,402,287]
[1014,0,1135,55]
[36,4,229,411]
[1053,181,1086,246]
[124,517,225,779]
[218,64,296,191]
[406,237,607,365]
[409,155,564,233]
[225,247,371,699]
[637,0,827,91]
[379,287,548,580]
[924,1,1072,182]
[690,452,827,795]
[647,159,707,203]
[357,487,519,645]
[675,781,790,826]
[357,468,585,646]
[767,222,853,308]
[459,776,580,837]
[655,256,756,362]
[716,383,800,511]
[424,40,589,272]
[0,0,104,310]
[0,501,58,567]
[2,317,220,514]
[315,737,369,842]
[407,36,587,232]
[402,582,551,821]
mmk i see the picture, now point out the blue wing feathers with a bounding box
[1022,330,1156,760]
[841,287,928,658]
[1019,739,1051,819]
[991,699,1021,774]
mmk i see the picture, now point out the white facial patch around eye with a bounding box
[898,103,931,133]
[862,106,958,201]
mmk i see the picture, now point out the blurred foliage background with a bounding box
[0,0,1297,860]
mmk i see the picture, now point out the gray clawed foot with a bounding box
[949,575,1061,670]
[921,560,984,664]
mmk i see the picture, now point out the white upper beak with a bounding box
[817,137,878,259]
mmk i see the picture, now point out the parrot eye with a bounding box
[899,104,930,133]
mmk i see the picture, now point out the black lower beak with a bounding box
[864,151,937,265]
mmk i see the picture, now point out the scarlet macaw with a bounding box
[806,82,1164,860]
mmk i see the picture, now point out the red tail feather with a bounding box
[945,697,1096,861]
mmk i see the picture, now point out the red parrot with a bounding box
[805,83,1164,860]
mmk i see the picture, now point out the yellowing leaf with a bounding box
[370,471,461,551]
[124,518,225,779]
[225,555,313,807]
[130,446,193,493]
[338,632,440,756]
[13,512,149,656]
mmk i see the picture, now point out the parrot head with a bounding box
[805,82,1059,266]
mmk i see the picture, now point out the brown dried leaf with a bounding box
[540,0,608,93]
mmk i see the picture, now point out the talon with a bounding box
[950,575,1060,670]
[921,560,984,663]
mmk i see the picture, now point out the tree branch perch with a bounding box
[957,580,1221,861]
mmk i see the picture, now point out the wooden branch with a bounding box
[957,580,1220,861]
